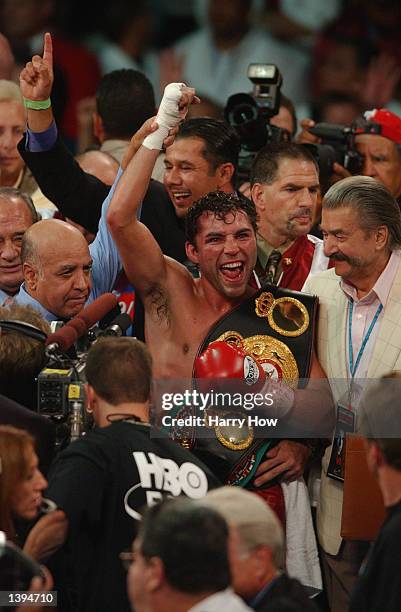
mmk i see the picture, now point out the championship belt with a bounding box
[172,286,318,490]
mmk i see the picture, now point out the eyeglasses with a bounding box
[120,551,135,571]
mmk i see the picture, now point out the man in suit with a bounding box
[303,175,401,611]
[203,487,317,611]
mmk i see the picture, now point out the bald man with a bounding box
[75,150,119,187]
[14,180,121,321]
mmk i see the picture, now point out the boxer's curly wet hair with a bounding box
[185,191,258,246]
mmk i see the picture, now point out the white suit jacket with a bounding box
[304,256,401,554]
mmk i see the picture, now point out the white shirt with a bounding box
[340,250,400,383]
[189,588,252,612]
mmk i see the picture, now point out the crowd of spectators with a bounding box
[1,0,401,150]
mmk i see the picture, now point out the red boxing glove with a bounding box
[194,340,266,393]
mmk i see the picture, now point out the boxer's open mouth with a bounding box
[220,261,245,280]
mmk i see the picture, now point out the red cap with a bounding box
[363,108,401,144]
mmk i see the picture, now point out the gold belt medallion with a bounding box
[216,331,299,388]
[255,291,309,337]
[204,409,254,451]
[241,334,299,388]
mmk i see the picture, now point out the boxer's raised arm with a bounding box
[107,84,198,297]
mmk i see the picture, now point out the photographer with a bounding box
[271,94,297,140]
[0,304,49,409]
[0,304,56,472]
[225,64,292,186]
[297,108,401,205]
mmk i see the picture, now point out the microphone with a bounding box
[100,313,132,337]
[78,293,118,329]
[66,317,87,336]
[45,293,119,354]
[45,325,79,354]
[98,303,121,330]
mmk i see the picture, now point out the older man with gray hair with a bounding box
[0,187,39,304]
[304,175,401,611]
[203,487,317,611]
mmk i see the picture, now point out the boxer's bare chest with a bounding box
[145,291,229,379]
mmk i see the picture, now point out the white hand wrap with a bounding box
[142,82,186,150]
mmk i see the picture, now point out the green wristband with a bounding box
[23,97,51,110]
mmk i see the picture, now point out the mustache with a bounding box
[330,252,350,262]
[331,252,363,267]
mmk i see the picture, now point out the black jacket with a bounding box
[252,573,318,612]
[18,135,187,261]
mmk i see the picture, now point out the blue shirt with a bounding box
[0,288,13,306]
[16,123,123,320]
[14,284,55,321]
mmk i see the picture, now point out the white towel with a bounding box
[282,479,322,593]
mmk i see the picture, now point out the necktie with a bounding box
[265,250,281,285]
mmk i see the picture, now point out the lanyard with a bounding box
[348,299,383,379]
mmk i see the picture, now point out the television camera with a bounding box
[302,123,364,188]
[36,294,131,448]
[224,63,290,183]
